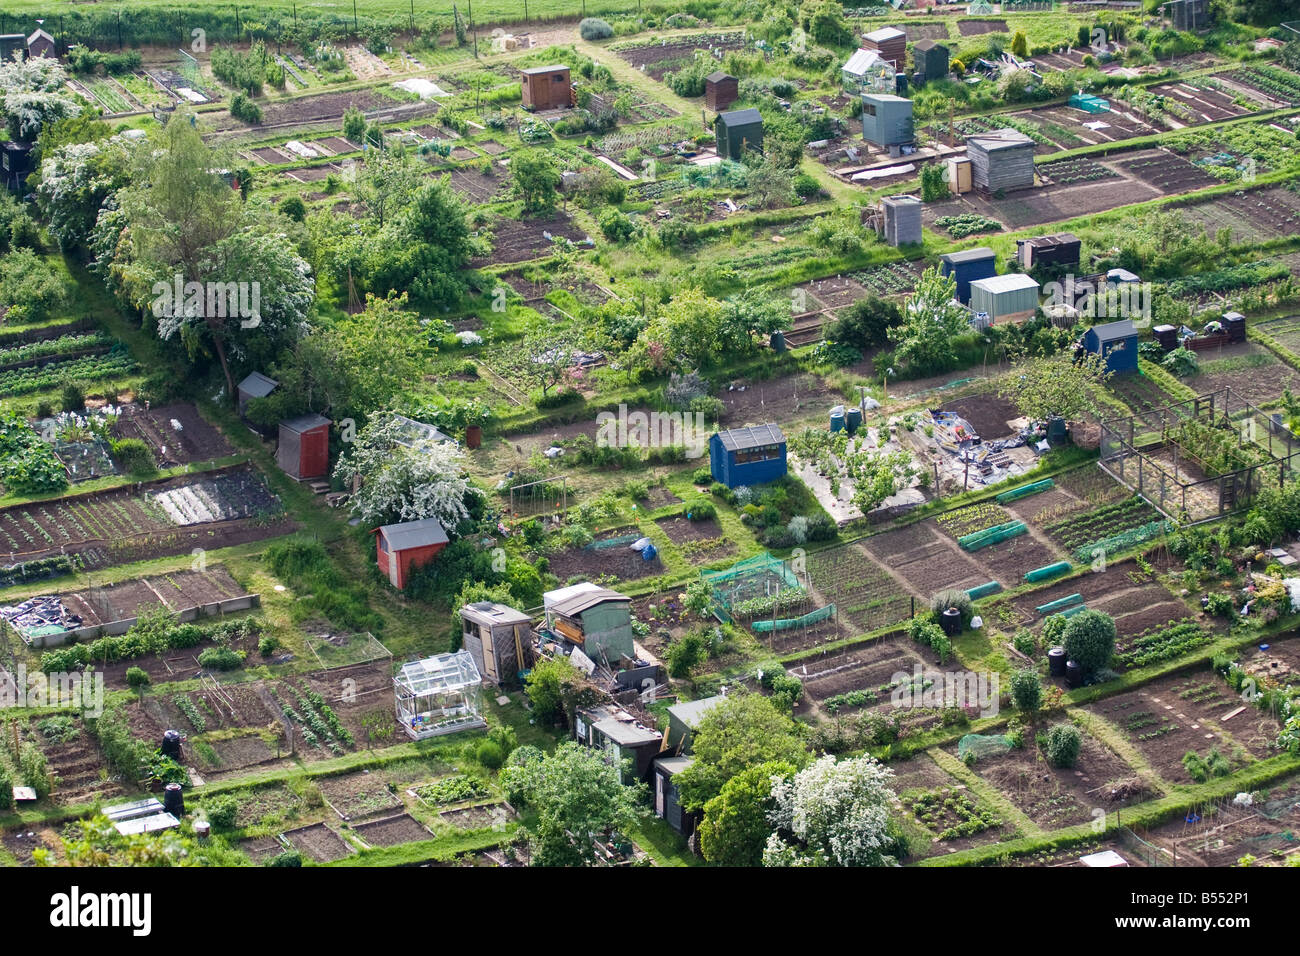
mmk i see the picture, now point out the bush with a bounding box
[110,438,156,476]
[686,500,716,521]
[667,631,707,678]
[692,466,713,485]
[268,850,303,867]
[476,740,505,769]
[206,795,239,830]
[579,17,614,40]
[258,635,280,657]
[279,196,307,222]
[1062,610,1116,675]
[1042,724,1082,768]
[230,92,263,125]
[1010,668,1042,712]
[19,742,50,796]
[60,381,85,413]
[598,208,634,242]
[930,588,972,626]
[125,666,150,691]
[0,763,10,811]
[197,647,246,671]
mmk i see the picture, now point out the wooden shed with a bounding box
[236,371,278,417]
[709,423,786,488]
[912,39,949,81]
[966,128,1036,194]
[1,141,34,191]
[520,64,572,110]
[459,601,534,687]
[653,755,700,838]
[715,107,763,160]
[880,194,922,247]
[1082,319,1138,375]
[26,28,54,59]
[666,695,725,751]
[576,704,663,784]
[940,247,997,304]
[704,71,738,111]
[276,413,330,480]
[0,34,26,62]
[544,582,634,667]
[1017,233,1081,271]
[374,517,448,590]
[862,26,906,71]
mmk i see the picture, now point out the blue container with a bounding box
[845,407,862,435]
[830,405,845,433]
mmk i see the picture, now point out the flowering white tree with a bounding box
[0,55,81,141]
[762,754,901,867]
[333,415,476,529]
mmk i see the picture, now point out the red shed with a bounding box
[277,413,331,480]
[374,517,449,589]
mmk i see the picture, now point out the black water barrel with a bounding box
[161,730,182,759]
[1048,646,1067,677]
[163,782,185,817]
[1065,660,1084,689]
[939,607,962,636]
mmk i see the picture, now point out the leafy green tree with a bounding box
[1063,610,1116,675]
[368,177,475,307]
[674,693,810,811]
[523,656,584,727]
[919,163,947,202]
[511,149,561,215]
[999,351,1112,423]
[342,106,367,142]
[354,145,422,227]
[826,295,901,350]
[1011,31,1029,58]
[886,266,971,375]
[324,293,433,416]
[698,760,797,866]
[801,0,852,46]
[500,742,639,866]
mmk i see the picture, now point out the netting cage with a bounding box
[394,650,486,740]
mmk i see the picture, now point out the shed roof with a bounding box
[655,755,694,775]
[593,716,661,747]
[971,273,1039,295]
[280,412,330,433]
[706,70,734,83]
[389,413,452,447]
[913,38,942,51]
[550,586,629,619]
[967,127,1035,151]
[238,371,278,398]
[714,423,785,452]
[520,64,569,75]
[862,92,911,105]
[1089,318,1137,342]
[1023,232,1080,248]
[27,28,53,45]
[461,601,531,626]
[377,516,449,551]
[668,694,725,729]
[941,246,996,265]
[717,107,762,127]
[1107,268,1141,283]
[864,27,905,43]
[395,650,481,696]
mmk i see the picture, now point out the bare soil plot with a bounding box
[807,541,913,635]
[954,729,1147,829]
[717,371,840,427]
[207,734,278,775]
[239,836,285,863]
[1083,680,1256,784]
[1176,186,1300,244]
[313,135,359,154]
[1008,560,1187,637]
[1188,343,1300,409]
[254,88,401,127]
[922,176,1159,231]
[861,520,987,595]
[318,771,403,820]
[885,22,949,40]
[1110,150,1216,193]
[654,514,722,545]
[439,803,513,829]
[448,166,509,202]
[353,812,431,846]
[283,822,354,862]
[27,716,123,807]
[937,393,1021,440]
[60,565,249,629]
[472,214,588,266]
[113,402,232,465]
[2,828,60,866]
[249,146,292,164]
[1147,80,1253,124]
[614,34,747,81]
[795,635,933,720]
[958,19,1008,35]
[546,530,665,585]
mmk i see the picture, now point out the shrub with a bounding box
[1062,610,1116,675]
[686,500,716,522]
[206,795,239,830]
[268,850,303,867]
[930,588,972,626]
[110,438,156,476]
[476,739,505,769]
[60,381,85,413]
[258,635,280,657]
[1010,668,1042,712]
[1042,724,1082,768]
[279,196,307,222]
[598,208,634,242]
[578,17,614,40]
[230,92,263,125]
[125,666,150,691]
[0,764,10,811]
[19,742,50,796]
[692,466,713,485]
[667,631,707,678]
[197,647,246,671]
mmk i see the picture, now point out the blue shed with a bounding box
[940,247,997,305]
[709,424,787,489]
[1082,318,1138,375]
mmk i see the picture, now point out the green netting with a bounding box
[752,604,836,632]
[959,521,1027,551]
[958,734,1013,761]
[1036,593,1082,614]
[995,479,1055,503]
[702,552,801,612]
[967,581,1002,600]
[1071,520,1170,564]
[586,534,642,550]
[1059,604,1087,619]
[1025,561,1071,582]
[1068,93,1110,113]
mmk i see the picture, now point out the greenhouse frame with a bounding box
[394,650,486,740]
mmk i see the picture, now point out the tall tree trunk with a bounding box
[209,324,236,405]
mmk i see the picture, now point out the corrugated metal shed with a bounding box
[966,128,1035,193]
[861,93,914,147]
[969,273,1041,323]
[714,423,785,452]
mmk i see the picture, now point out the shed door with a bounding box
[655,772,665,817]
[388,547,400,588]
[481,625,497,681]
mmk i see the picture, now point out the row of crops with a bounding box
[1044,495,1159,553]
[0,348,136,399]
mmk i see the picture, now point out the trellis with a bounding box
[508,476,568,521]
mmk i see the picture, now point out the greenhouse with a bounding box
[393,650,486,740]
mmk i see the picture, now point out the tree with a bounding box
[500,742,639,866]
[698,760,796,866]
[746,159,795,209]
[673,694,809,811]
[342,106,366,142]
[353,145,423,227]
[999,351,1112,423]
[919,162,947,202]
[1010,668,1042,713]
[1043,724,1082,768]
[332,413,477,528]
[629,288,729,373]
[1063,609,1116,675]
[324,293,433,416]
[368,178,476,308]
[725,287,790,348]
[511,148,561,215]
[35,137,133,250]
[801,0,852,46]
[0,55,81,142]
[886,266,971,375]
[523,655,585,727]
[826,295,901,350]
[498,326,582,399]
[763,755,902,866]
[1011,31,1029,58]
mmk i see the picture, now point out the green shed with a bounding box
[544,583,635,667]
[969,273,1041,325]
[666,695,726,752]
[716,107,763,160]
